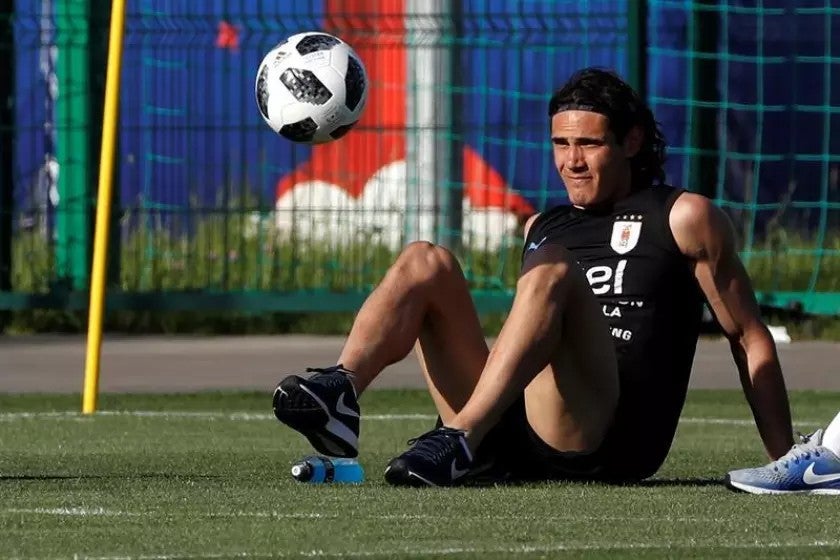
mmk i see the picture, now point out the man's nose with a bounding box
[566,145,586,168]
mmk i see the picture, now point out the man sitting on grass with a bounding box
[271,67,840,494]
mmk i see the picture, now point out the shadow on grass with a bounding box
[2,474,723,488]
[632,477,723,487]
[463,475,724,488]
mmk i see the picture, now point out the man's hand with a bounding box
[670,192,794,460]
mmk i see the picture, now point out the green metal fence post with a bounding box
[627,0,647,101]
[688,0,719,198]
[90,0,120,289]
[53,0,113,292]
[55,0,93,290]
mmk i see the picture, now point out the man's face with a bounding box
[551,110,636,207]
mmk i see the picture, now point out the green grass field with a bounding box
[2,390,840,559]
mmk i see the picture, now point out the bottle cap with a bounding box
[291,462,313,481]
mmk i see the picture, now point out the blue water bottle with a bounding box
[291,455,365,484]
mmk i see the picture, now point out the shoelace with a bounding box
[305,365,355,387]
[306,364,359,398]
[771,431,823,472]
[406,427,465,463]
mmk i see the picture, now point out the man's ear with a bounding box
[622,125,644,158]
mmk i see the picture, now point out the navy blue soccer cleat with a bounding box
[726,429,840,495]
[272,365,360,458]
[384,427,473,487]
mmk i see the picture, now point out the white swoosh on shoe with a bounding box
[298,385,358,448]
[802,463,840,485]
[335,392,360,418]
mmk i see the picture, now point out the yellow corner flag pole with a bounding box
[83,0,127,414]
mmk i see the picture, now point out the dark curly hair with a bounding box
[548,67,666,188]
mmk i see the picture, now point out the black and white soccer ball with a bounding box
[255,32,368,144]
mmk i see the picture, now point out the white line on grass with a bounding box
[4,508,142,517]
[2,508,722,523]
[4,510,839,558]
[0,411,434,422]
[47,539,840,559]
[0,410,820,427]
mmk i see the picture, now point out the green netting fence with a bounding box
[1,0,839,320]
[649,0,840,314]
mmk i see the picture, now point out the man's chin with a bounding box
[567,192,595,207]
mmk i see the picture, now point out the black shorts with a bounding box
[471,397,623,483]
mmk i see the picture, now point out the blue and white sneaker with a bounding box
[272,365,360,458]
[384,427,473,487]
[726,429,840,495]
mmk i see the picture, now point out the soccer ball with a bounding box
[255,32,368,144]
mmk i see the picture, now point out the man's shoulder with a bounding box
[530,203,577,224]
[523,205,559,240]
[668,190,730,255]
[541,203,576,217]
[633,183,685,205]
[620,185,710,225]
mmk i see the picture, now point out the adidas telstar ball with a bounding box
[255,32,368,144]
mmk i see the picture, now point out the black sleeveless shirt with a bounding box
[523,185,705,478]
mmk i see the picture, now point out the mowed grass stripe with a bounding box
[2,507,726,522]
[3,391,839,560]
[4,501,840,560]
[0,411,437,422]
[0,410,827,428]
[5,540,840,559]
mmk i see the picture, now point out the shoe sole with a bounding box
[725,475,840,495]
[273,375,359,458]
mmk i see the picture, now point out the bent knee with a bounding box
[393,241,462,286]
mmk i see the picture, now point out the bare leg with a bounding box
[339,241,617,456]
[273,241,488,459]
[337,241,488,412]
[443,244,619,453]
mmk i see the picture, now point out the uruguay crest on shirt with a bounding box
[610,215,643,254]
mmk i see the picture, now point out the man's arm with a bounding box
[670,192,794,459]
[523,213,541,239]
